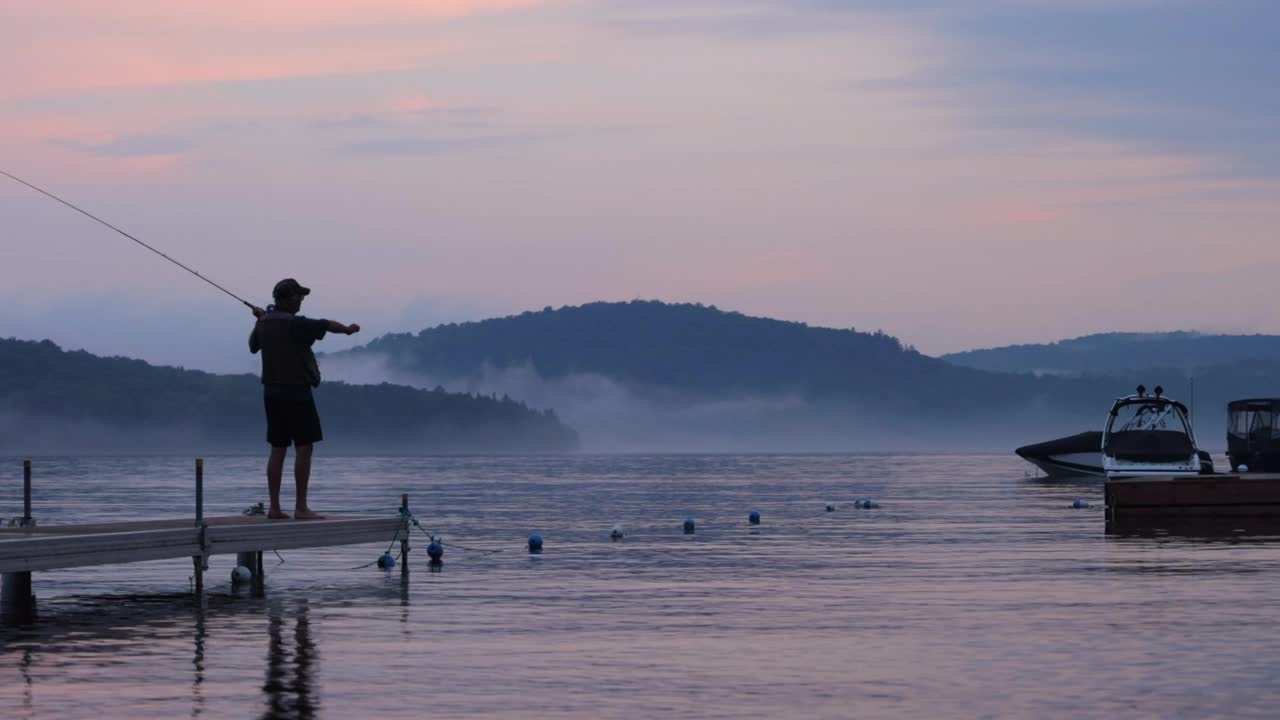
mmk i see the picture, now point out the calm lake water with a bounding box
[1,453,1278,718]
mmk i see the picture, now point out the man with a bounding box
[249,278,360,520]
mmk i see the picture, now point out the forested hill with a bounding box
[352,300,957,400]
[942,332,1280,376]
[0,338,578,453]
[336,301,1146,450]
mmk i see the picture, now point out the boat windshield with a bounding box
[1229,406,1280,440]
[1112,401,1189,435]
[1106,400,1196,462]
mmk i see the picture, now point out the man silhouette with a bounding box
[250,279,360,519]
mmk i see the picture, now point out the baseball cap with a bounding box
[272,278,311,300]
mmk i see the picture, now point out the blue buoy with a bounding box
[528,533,544,553]
[427,539,444,561]
[825,504,835,512]
[855,498,880,509]
[683,517,696,534]
[1072,499,1090,509]
[610,524,624,541]
[748,510,761,525]
[377,552,395,569]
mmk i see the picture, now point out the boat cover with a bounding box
[1227,398,1280,470]
[1015,431,1102,459]
[1105,429,1195,463]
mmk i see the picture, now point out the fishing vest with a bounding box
[255,310,321,387]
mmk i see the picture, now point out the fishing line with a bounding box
[0,169,256,310]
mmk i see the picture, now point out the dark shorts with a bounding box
[263,384,323,447]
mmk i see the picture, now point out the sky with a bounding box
[1,0,1278,372]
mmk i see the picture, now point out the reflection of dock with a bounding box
[1,459,410,622]
[1106,473,1280,521]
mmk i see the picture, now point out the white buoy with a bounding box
[611,524,624,540]
[231,565,252,584]
[1239,464,1250,473]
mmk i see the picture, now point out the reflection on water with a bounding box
[1108,516,1280,543]
[192,607,206,718]
[2,454,1280,718]
[19,647,33,716]
[263,600,318,720]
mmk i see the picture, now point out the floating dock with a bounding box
[1,459,411,622]
[1106,473,1280,520]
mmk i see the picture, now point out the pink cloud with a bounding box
[2,1,547,98]
[0,1,550,179]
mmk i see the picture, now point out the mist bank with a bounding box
[329,301,1279,452]
[324,350,1117,452]
[941,332,1280,449]
[0,338,578,454]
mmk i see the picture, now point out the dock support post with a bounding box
[400,494,410,578]
[3,460,36,623]
[253,551,265,596]
[22,459,32,526]
[195,458,203,527]
[193,458,206,595]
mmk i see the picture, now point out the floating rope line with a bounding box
[402,509,504,555]
[348,522,406,570]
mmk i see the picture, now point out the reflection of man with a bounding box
[264,600,318,718]
[249,279,360,520]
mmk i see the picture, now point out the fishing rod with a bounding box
[0,169,257,311]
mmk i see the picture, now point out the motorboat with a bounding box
[1227,398,1280,472]
[1015,431,1104,477]
[1103,385,1213,479]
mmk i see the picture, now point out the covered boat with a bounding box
[1227,398,1280,472]
[1103,385,1213,479]
[1015,431,1104,477]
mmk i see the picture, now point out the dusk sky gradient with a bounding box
[2,0,1278,372]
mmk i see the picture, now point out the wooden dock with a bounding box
[0,514,406,573]
[1106,473,1280,520]
[1,459,411,622]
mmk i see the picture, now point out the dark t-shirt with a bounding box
[249,311,328,387]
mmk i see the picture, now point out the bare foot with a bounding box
[294,509,326,520]
[267,509,291,520]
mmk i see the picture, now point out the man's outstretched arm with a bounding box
[326,320,361,335]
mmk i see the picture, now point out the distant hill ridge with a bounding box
[0,337,578,453]
[341,300,1130,419]
[353,300,942,400]
[942,332,1280,375]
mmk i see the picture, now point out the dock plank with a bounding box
[0,528,201,573]
[207,517,403,554]
[0,514,386,536]
[1107,473,1280,518]
[0,515,405,573]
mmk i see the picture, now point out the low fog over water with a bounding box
[322,352,1103,453]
